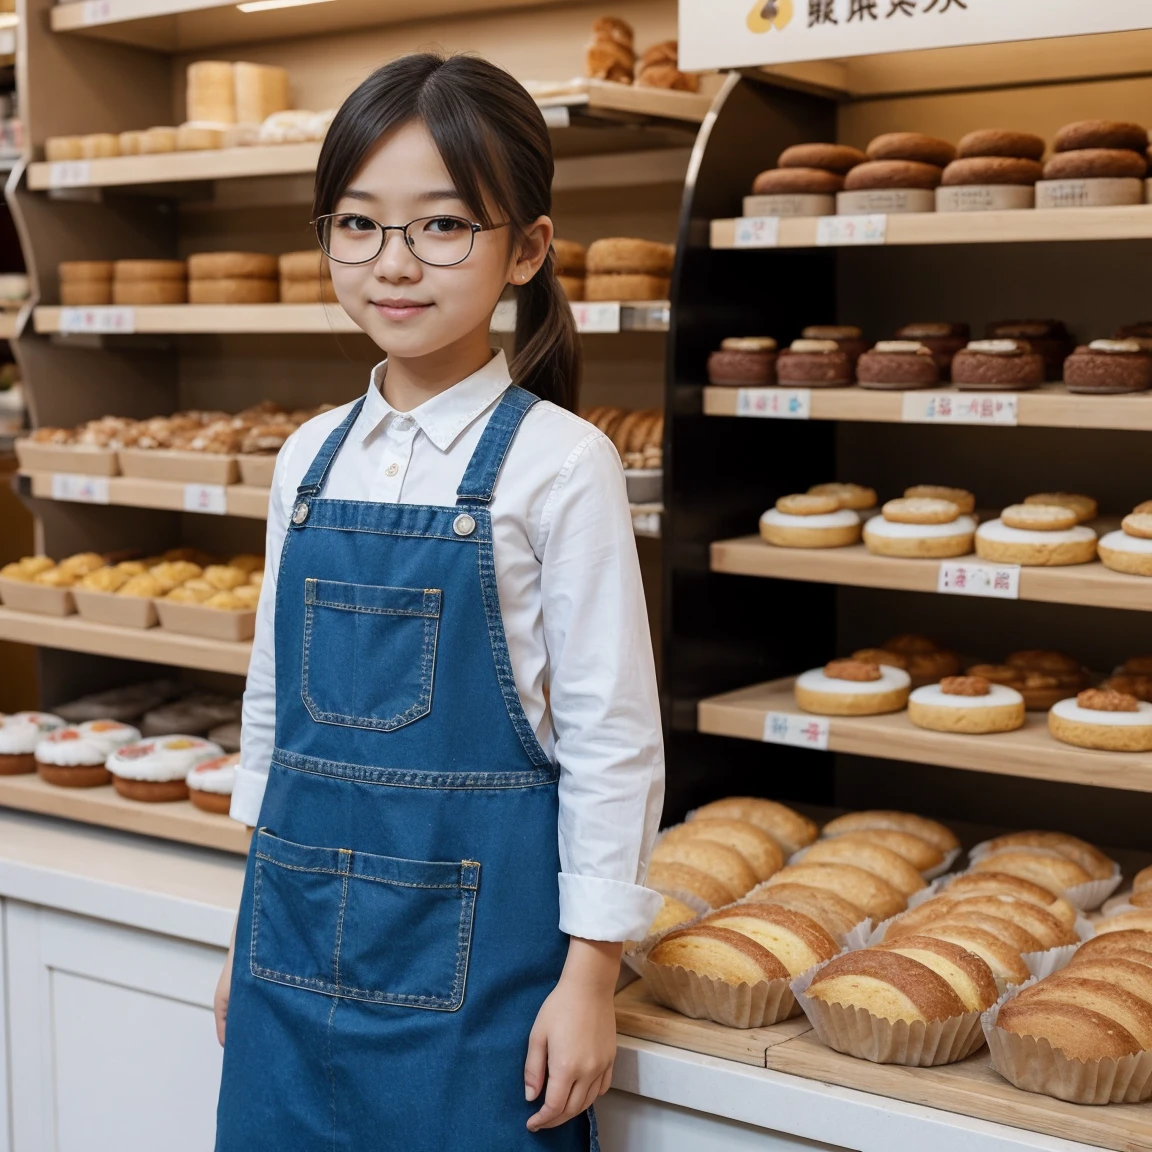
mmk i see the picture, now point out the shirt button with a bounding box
[385,462,399,477]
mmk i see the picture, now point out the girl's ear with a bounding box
[509,215,555,286]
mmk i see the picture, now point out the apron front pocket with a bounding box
[250,828,480,1010]
[302,578,440,730]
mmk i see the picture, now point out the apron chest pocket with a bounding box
[302,578,440,731]
[250,829,479,1010]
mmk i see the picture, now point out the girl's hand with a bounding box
[524,937,622,1132]
[215,917,238,1047]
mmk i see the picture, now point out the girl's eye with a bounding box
[424,216,467,235]
[334,214,377,234]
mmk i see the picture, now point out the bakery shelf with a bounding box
[22,472,269,518]
[710,536,1152,613]
[0,772,250,854]
[697,676,1152,793]
[0,607,251,674]
[709,205,1152,249]
[0,311,19,341]
[702,384,1152,433]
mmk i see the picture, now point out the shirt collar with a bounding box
[359,349,512,452]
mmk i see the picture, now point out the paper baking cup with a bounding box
[1100,897,1139,916]
[792,960,986,1066]
[983,981,1152,1103]
[966,842,1122,911]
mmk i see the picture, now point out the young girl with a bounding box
[213,53,665,1151]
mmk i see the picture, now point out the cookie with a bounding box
[908,677,1025,735]
[940,157,1043,186]
[866,132,956,168]
[956,130,1045,161]
[808,482,876,511]
[777,143,867,174]
[1053,120,1147,154]
[855,341,938,391]
[952,340,1044,391]
[779,493,839,515]
[882,497,960,525]
[585,238,675,276]
[1099,527,1152,577]
[844,159,943,191]
[1049,690,1152,752]
[1023,492,1097,522]
[794,661,912,716]
[904,485,975,515]
[1001,503,1078,532]
[752,167,844,195]
[1042,148,1148,180]
[776,340,851,387]
[1123,513,1152,540]
[1064,340,1152,395]
[975,517,1098,566]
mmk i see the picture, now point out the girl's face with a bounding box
[328,120,550,363]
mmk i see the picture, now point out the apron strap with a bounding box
[455,385,540,508]
[295,397,366,501]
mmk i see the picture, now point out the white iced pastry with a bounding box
[1050,698,1152,726]
[186,752,239,794]
[106,736,224,781]
[0,712,65,755]
[1099,529,1152,554]
[976,520,1096,547]
[909,683,1024,708]
[865,515,977,540]
[760,508,860,531]
[35,720,142,766]
[795,665,912,695]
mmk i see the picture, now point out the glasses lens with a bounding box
[406,216,475,266]
[318,214,382,264]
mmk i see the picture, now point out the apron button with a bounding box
[292,501,310,526]
[453,512,476,537]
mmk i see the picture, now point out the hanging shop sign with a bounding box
[679,0,1152,71]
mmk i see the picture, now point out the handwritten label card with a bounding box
[815,214,887,247]
[51,473,109,504]
[571,302,621,334]
[48,160,91,188]
[732,216,781,249]
[937,561,1021,600]
[902,392,1019,426]
[59,306,136,335]
[762,711,830,751]
[734,388,811,419]
[183,483,228,515]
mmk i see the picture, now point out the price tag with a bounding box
[81,0,114,22]
[938,561,1020,600]
[540,106,570,129]
[183,483,228,515]
[48,160,91,188]
[733,216,780,249]
[762,711,830,751]
[51,473,109,504]
[902,392,1018,426]
[631,510,661,537]
[59,306,136,335]
[734,387,811,419]
[571,302,620,333]
[815,214,887,246]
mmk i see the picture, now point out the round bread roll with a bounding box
[647,924,790,985]
[996,998,1143,1061]
[188,252,279,280]
[645,861,736,910]
[911,921,1030,985]
[551,238,586,276]
[947,894,1076,949]
[777,142,867,173]
[1072,930,1152,963]
[701,903,838,975]
[1061,957,1152,1003]
[741,881,866,938]
[1095,909,1152,935]
[821,810,960,854]
[944,871,1077,927]
[979,831,1114,882]
[662,819,783,881]
[866,132,956,168]
[759,862,905,922]
[799,839,926,898]
[112,280,188,306]
[585,238,676,276]
[956,129,1046,161]
[59,261,115,283]
[970,848,1092,895]
[690,797,817,856]
[61,282,113,306]
[818,828,943,873]
[114,259,187,282]
[651,837,758,899]
[1015,976,1152,1048]
[1136,864,1152,893]
[189,279,279,304]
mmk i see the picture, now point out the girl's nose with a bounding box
[373,228,422,280]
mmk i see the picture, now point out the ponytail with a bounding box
[511,250,581,411]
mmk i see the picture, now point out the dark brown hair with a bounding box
[314,53,581,410]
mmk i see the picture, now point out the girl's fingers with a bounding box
[530,1071,599,1131]
[527,1062,578,1130]
[523,1028,548,1102]
[595,1065,614,1099]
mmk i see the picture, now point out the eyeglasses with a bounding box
[312,213,510,268]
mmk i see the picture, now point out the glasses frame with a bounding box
[312,212,510,268]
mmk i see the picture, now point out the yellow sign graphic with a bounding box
[747,0,793,32]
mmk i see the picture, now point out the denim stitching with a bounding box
[248,858,264,980]
[253,855,470,889]
[326,994,338,1152]
[305,580,441,618]
[455,386,538,504]
[332,857,349,989]
[272,748,560,787]
[294,398,365,501]
[306,601,437,618]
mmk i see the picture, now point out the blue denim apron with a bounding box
[216,384,600,1151]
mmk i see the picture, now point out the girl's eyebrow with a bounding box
[338,188,462,204]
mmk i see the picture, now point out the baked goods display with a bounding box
[975,500,1098,566]
[839,133,955,215]
[855,341,938,390]
[950,338,1044,391]
[34,720,141,788]
[775,338,851,387]
[635,40,697,92]
[938,130,1045,213]
[1063,338,1152,394]
[1036,119,1148,209]
[892,322,968,379]
[749,143,865,216]
[576,405,662,471]
[0,712,66,774]
[873,633,962,688]
[863,497,976,559]
[759,493,862,549]
[793,659,911,716]
[969,649,1088,710]
[582,19,697,91]
[552,239,586,302]
[111,259,188,307]
[188,251,279,305]
[908,675,1026,735]
[278,249,337,304]
[106,735,224,802]
[1048,688,1152,752]
[707,337,777,386]
[185,752,240,813]
[1099,505,1152,576]
[584,238,675,301]
[687,796,818,857]
[59,261,114,307]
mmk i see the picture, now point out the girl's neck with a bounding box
[380,323,496,414]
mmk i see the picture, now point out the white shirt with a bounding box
[234,350,665,943]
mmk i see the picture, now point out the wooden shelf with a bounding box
[697,677,1152,793]
[710,536,1152,613]
[0,311,18,340]
[709,205,1152,250]
[0,772,249,854]
[0,607,251,674]
[22,473,269,518]
[703,384,1152,433]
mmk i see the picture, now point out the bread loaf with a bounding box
[234,63,290,126]
[822,828,943,872]
[139,127,178,154]
[921,909,1044,954]
[877,935,999,1011]
[279,249,330,281]
[800,838,926,898]
[821,810,960,853]
[188,252,279,280]
[189,279,278,304]
[1072,929,1152,964]
[1015,976,1152,1047]
[970,848,1092,894]
[648,924,789,984]
[741,881,866,938]
[187,61,236,124]
[910,920,1031,985]
[651,837,758,898]
[1095,910,1152,935]
[644,860,735,910]
[81,134,119,159]
[587,238,675,276]
[119,131,143,156]
[759,862,905,921]
[944,894,1076,948]
[689,796,818,855]
[944,871,1077,927]
[59,261,114,283]
[280,279,339,304]
[980,831,1115,881]
[113,280,188,306]
[701,903,838,975]
[61,282,113,306]
[45,137,83,162]
[661,819,783,882]
[1061,957,1152,1002]
[996,999,1143,1060]
[114,260,187,282]
[585,273,669,302]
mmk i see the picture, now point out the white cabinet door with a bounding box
[5,901,226,1152]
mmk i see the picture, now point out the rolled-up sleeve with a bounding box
[540,432,665,942]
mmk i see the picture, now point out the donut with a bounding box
[940,157,1043,186]
[1042,148,1148,180]
[866,132,956,168]
[1099,528,1152,577]
[776,340,852,387]
[0,712,66,775]
[585,238,675,276]
[794,660,912,717]
[1064,340,1152,395]
[863,501,976,559]
[844,159,943,192]
[187,752,239,814]
[752,167,844,195]
[708,338,778,386]
[855,341,938,390]
[952,340,1044,391]
[908,676,1025,735]
[759,492,862,549]
[34,720,141,788]
[975,517,1097,566]
[1053,120,1147,154]
[1049,690,1152,752]
[956,130,1046,162]
[107,735,223,802]
[777,143,867,174]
